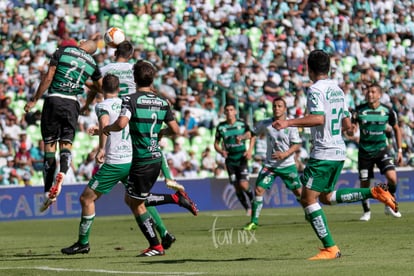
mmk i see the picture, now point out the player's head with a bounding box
[366,82,382,105]
[115,40,134,59]
[224,102,237,118]
[307,49,330,79]
[133,60,156,87]
[102,73,120,95]
[79,39,97,54]
[272,96,287,119]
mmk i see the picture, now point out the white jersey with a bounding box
[100,62,136,97]
[95,97,132,164]
[307,79,350,161]
[254,118,301,168]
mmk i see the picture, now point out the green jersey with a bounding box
[215,119,252,165]
[352,103,398,155]
[49,46,101,96]
[119,91,175,165]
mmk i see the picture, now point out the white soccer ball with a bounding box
[104,27,126,48]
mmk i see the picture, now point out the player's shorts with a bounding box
[300,158,344,193]
[88,163,131,194]
[126,161,162,200]
[358,148,395,181]
[41,96,80,144]
[256,164,301,191]
[226,157,249,184]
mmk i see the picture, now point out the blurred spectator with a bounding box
[179,109,199,142]
[165,142,188,176]
[200,147,216,173]
[30,139,44,172]
[0,134,14,167]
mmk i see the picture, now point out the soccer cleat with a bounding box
[49,172,65,200]
[138,246,165,257]
[371,184,398,212]
[243,222,258,231]
[308,245,341,260]
[61,242,90,255]
[359,211,371,221]
[166,179,185,191]
[176,191,198,216]
[39,192,56,212]
[161,232,176,250]
[384,206,402,218]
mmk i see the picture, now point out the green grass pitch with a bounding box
[1,202,414,275]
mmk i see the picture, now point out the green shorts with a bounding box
[300,158,344,193]
[88,163,131,194]
[256,164,301,191]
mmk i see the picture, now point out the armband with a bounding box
[398,148,402,153]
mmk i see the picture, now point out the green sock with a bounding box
[304,203,335,248]
[147,206,167,238]
[335,188,372,203]
[160,152,172,180]
[251,196,263,225]
[78,214,95,245]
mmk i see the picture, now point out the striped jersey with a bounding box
[352,103,397,155]
[49,46,101,96]
[119,91,174,165]
[307,79,350,161]
[253,118,301,168]
[215,119,252,165]
[95,97,132,164]
[100,62,136,97]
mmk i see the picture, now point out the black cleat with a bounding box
[161,232,176,250]
[138,246,165,257]
[176,191,198,216]
[61,242,90,255]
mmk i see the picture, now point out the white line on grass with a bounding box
[0,267,205,275]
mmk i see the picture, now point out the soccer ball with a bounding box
[104,27,125,48]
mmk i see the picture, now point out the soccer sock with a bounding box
[236,190,249,210]
[387,183,396,195]
[59,148,72,174]
[160,152,173,180]
[251,196,263,224]
[304,203,335,248]
[135,211,160,247]
[331,188,372,204]
[146,206,167,238]
[244,186,254,202]
[145,193,175,206]
[43,152,56,192]
[78,214,95,245]
[362,199,371,213]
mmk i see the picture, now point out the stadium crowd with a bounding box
[0,0,414,186]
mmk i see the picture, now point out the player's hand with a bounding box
[102,126,111,136]
[80,105,89,115]
[272,151,286,160]
[221,150,228,158]
[24,101,35,113]
[272,120,288,130]
[244,150,252,160]
[95,149,105,164]
[87,125,99,136]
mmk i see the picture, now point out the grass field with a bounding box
[1,202,414,276]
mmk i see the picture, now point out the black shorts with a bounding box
[358,148,395,181]
[226,157,250,185]
[41,96,80,144]
[126,161,162,200]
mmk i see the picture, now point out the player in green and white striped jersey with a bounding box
[273,50,398,260]
[244,97,302,231]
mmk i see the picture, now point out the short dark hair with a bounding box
[133,60,156,87]
[307,49,330,75]
[272,96,287,107]
[115,40,134,58]
[102,74,119,94]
